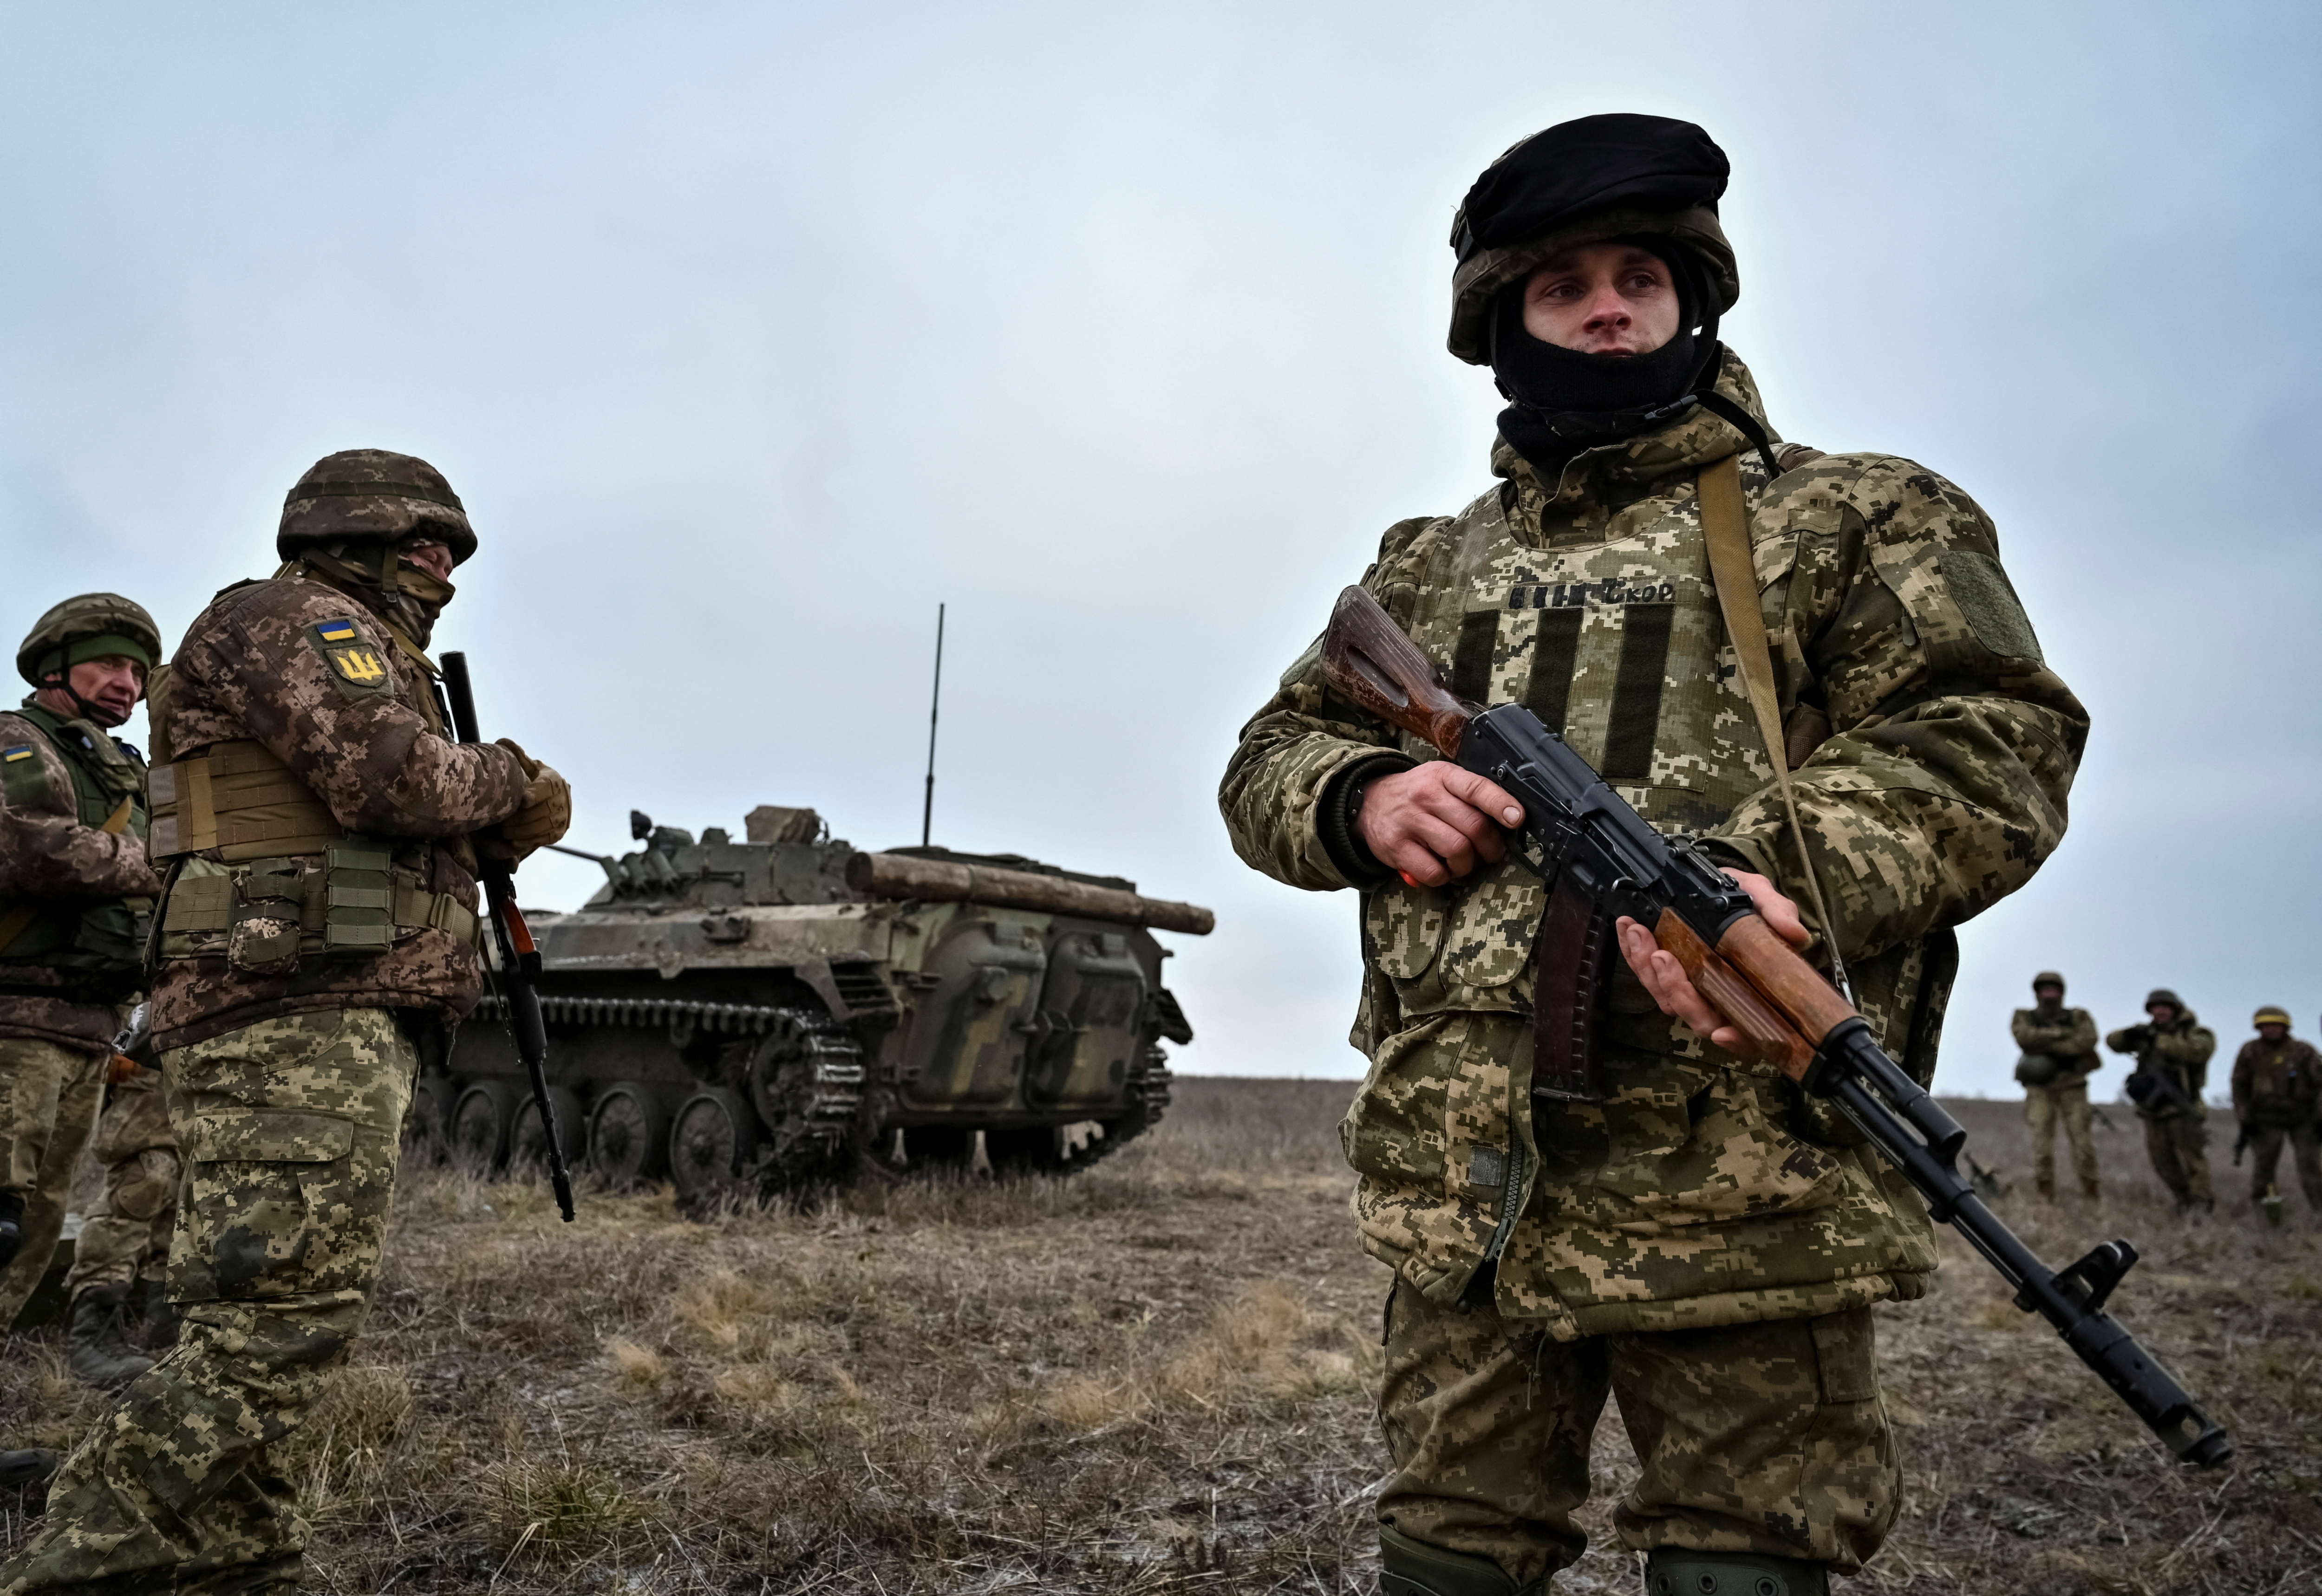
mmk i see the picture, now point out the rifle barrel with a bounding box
[439,651,576,1222]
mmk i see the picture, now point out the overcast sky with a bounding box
[4,3,2315,1098]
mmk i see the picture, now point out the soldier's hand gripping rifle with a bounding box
[440,651,576,1223]
[1320,585,2231,1468]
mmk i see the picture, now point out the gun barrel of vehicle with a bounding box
[845,852,1214,936]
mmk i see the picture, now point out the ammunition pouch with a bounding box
[158,847,477,973]
[147,737,477,973]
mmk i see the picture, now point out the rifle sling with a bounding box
[1696,454,1852,1001]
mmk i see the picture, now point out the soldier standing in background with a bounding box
[2108,989,2217,1214]
[0,595,164,1489]
[2231,1006,2322,1220]
[2010,971,2101,1201]
[60,1003,178,1390]
[1221,115,2085,1596]
[0,450,571,1595]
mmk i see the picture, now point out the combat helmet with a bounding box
[2254,1006,2292,1029]
[277,449,476,566]
[16,593,161,692]
[1446,113,1740,366]
[2146,988,2184,1013]
[2032,971,2067,995]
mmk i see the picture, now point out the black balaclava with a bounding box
[1490,237,1722,482]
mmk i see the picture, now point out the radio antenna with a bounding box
[921,603,945,847]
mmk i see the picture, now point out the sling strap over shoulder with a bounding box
[1696,453,1852,1001]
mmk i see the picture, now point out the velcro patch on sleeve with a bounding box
[0,743,49,807]
[304,619,395,697]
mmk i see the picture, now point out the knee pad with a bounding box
[1379,1525,1540,1596]
[1643,1548,1829,1596]
[0,1190,21,1276]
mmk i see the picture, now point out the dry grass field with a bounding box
[2,1081,2317,1594]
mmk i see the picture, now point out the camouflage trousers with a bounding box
[2023,1080,2097,1189]
[0,1007,416,1596]
[0,1036,108,1329]
[2245,1122,2322,1212]
[2143,1112,2213,1208]
[1376,1281,1898,1585]
[63,1068,180,1303]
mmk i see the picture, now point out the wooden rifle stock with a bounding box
[1320,586,1473,756]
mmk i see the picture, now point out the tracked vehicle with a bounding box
[415,805,1208,1205]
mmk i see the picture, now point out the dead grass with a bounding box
[1,1083,2316,1593]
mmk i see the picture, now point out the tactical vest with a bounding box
[0,702,152,999]
[1364,472,1772,1018]
[146,685,477,976]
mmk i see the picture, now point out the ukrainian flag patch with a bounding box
[2,746,30,762]
[306,619,393,697]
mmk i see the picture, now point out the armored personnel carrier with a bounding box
[415,805,1208,1205]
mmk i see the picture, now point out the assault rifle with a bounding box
[2233,1124,2250,1167]
[440,652,575,1223]
[1320,584,2231,1468]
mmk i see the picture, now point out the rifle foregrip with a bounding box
[1711,913,1858,1048]
[1653,912,1815,1073]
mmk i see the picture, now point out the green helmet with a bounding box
[2031,971,2066,994]
[2146,988,2183,1012]
[15,593,162,690]
[277,449,476,566]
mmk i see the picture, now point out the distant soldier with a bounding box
[2107,989,2217,1214]
[0,450,570,1596]
[60,1004,178,1389]
[0,594,163,1488]
[2231,1006,2321,1219]
[2010,971,2100,1200]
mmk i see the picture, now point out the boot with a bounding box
[0,1448,57,1513]
[66,1283,155,1390]
[1379,1525,1542,1596]
[2036,1174,2056,1201]
[140,1273,181,1353]
[1644,1548,1829,1596]
[2081,1177,2101,1201]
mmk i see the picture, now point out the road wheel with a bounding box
[588,1082,672,1188]
[669,1087,759,1208]
[510,1086,587,1178]
[450,1080,520,1174]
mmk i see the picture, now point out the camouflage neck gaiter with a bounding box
[299,544,457,647]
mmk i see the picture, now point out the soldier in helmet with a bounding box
[2107,989,2217,1214]
[2010,971,2101,1200]
[1220,115,2085,1596]
[1,451,572,1595]
[0,593,165,1487]
[2230,1006,2322,1218]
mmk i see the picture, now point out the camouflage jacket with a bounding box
[2105,1011,2214,1120]
[1220,350,2087,1332]
[2010,1003,2099,1085]
[2231,1036,2321,1129]
[0,702,159,1051]
[149,574,528,1049]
